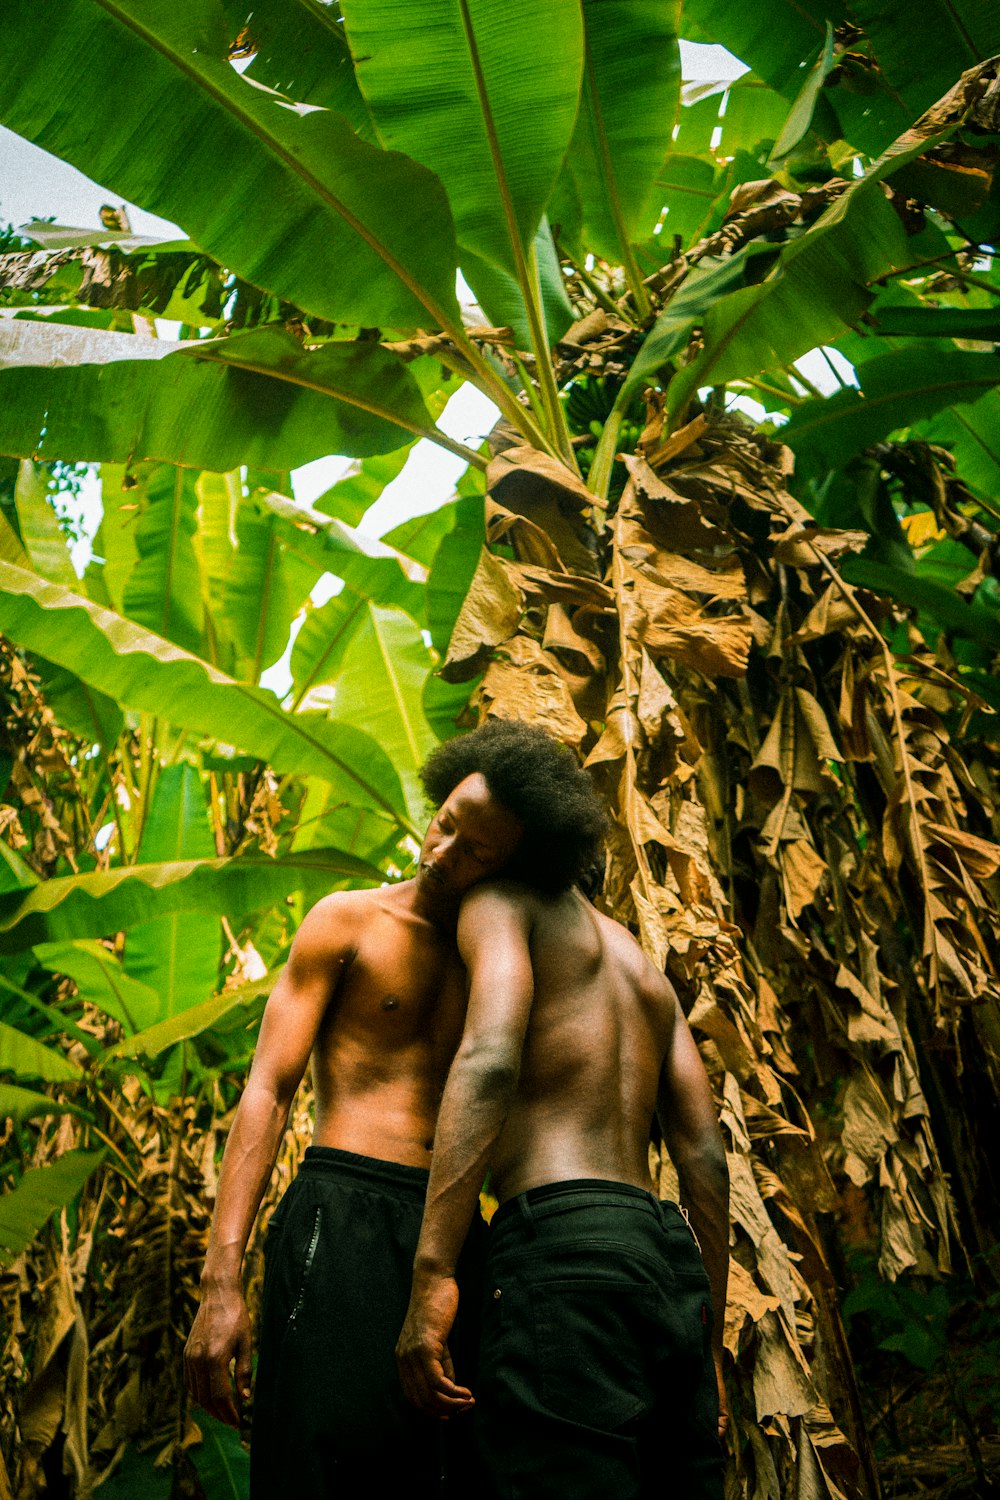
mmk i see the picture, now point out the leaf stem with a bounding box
[587,408,625,501]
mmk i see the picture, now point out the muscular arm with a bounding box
[397,882,534,1417]
[184,896,350,1425]
[656,995,730,1430]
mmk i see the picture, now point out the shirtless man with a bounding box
[183,720,605,1499]
[397,870,730,1499]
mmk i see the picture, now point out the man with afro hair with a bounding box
[186,719,608,1498]
[398,737,729,1498]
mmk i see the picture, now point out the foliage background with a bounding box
[0,2,999,1497]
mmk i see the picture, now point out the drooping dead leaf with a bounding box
[441,547,524,682]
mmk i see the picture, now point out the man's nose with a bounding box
[428,834,458,870]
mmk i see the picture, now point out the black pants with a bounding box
[250,1146,482,1499]
[475,1180,725,1500]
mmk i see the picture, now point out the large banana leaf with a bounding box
[849,0,1000,121]
[94,465,141,615]
[314,448,415,528]
[426,494,486,655]
[461,219,574,347]
[0,561,409,823]
[0,848,382,955]
[681,0,910,154]
[13,462,78,587]
[665,180,908,418]
[122,765,221,1022]
[257,491,427,623]
[0,1150,104,1266]
[328,605,439,823]
[842,559,1000,651]
[106,968,280,1062]
[33,941,160,1034]
[122,466,205,654]
[0,1020,82,1083]
[681,0,842,95]
[224,490,320,683]
[560,0,681,266]
[192,468,241,674]
[782,349,1000,472]
[0,322,463,473]
[220,0,376,138]
[0,0,461,331]
[291,592,369,708]
[341,0,583,281]
[921,391,1000,503]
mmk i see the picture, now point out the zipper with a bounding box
[288,1206,322,1327]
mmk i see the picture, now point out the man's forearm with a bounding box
[414,1043,518,1278]
[201,1077,292,1285]
[675,1150,730,1358]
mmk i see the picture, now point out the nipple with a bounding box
[382,995,400,1011]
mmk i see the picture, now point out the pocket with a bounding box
[531,1278,656,1430]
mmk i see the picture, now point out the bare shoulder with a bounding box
[291,887,374,965]
[595,908,679,1000]
[460,878,541,919]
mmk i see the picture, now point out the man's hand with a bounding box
[396,1271,473,1420]
[715,1351,730,1441]
[184,1280,253,1428]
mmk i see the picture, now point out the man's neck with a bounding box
[393,874,461,930]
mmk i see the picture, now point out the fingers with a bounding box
[398,1346,473,1419]
[235,1325,253,1408]
[185,1350,240,1427]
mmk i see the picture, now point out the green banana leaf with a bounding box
[0,0,461,331]
[33,941,160,1036]
[13,461,78,587]
[328,605,439,824]
[0,851,384,956]
[224,490,321,683]
[341,0,583,280]
[842,559,1000,650]
[0,562,409,824]
[0,1083,76,1125]
[122,766,221,1024]
[0,1020,82,1083]
[783,349,1000,471]
[0,322,461,473]
[220,0,376,138]
[562,0,681,265]
[106,969,280,1063]
[122,466,205,655]
[0,1150,104,1266]
[849,0,1000,121]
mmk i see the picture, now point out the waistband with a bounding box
[492,1177,663,1230]
[298,1145,430,1201]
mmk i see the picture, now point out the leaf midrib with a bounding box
[94,0,457,335]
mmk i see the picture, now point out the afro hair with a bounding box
[420,719,607,895]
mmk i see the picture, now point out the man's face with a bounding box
[417,773,524,904]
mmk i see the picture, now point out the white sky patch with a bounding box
[679,40,748,85]
[0,125,182,238]
[795,346,859,393]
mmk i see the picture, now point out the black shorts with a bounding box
[474,1180,725,1500]
[250,1146,483,1499]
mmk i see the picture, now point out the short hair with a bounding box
[420,719,607,894]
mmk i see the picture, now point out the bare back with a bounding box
[486,885,676,1201]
